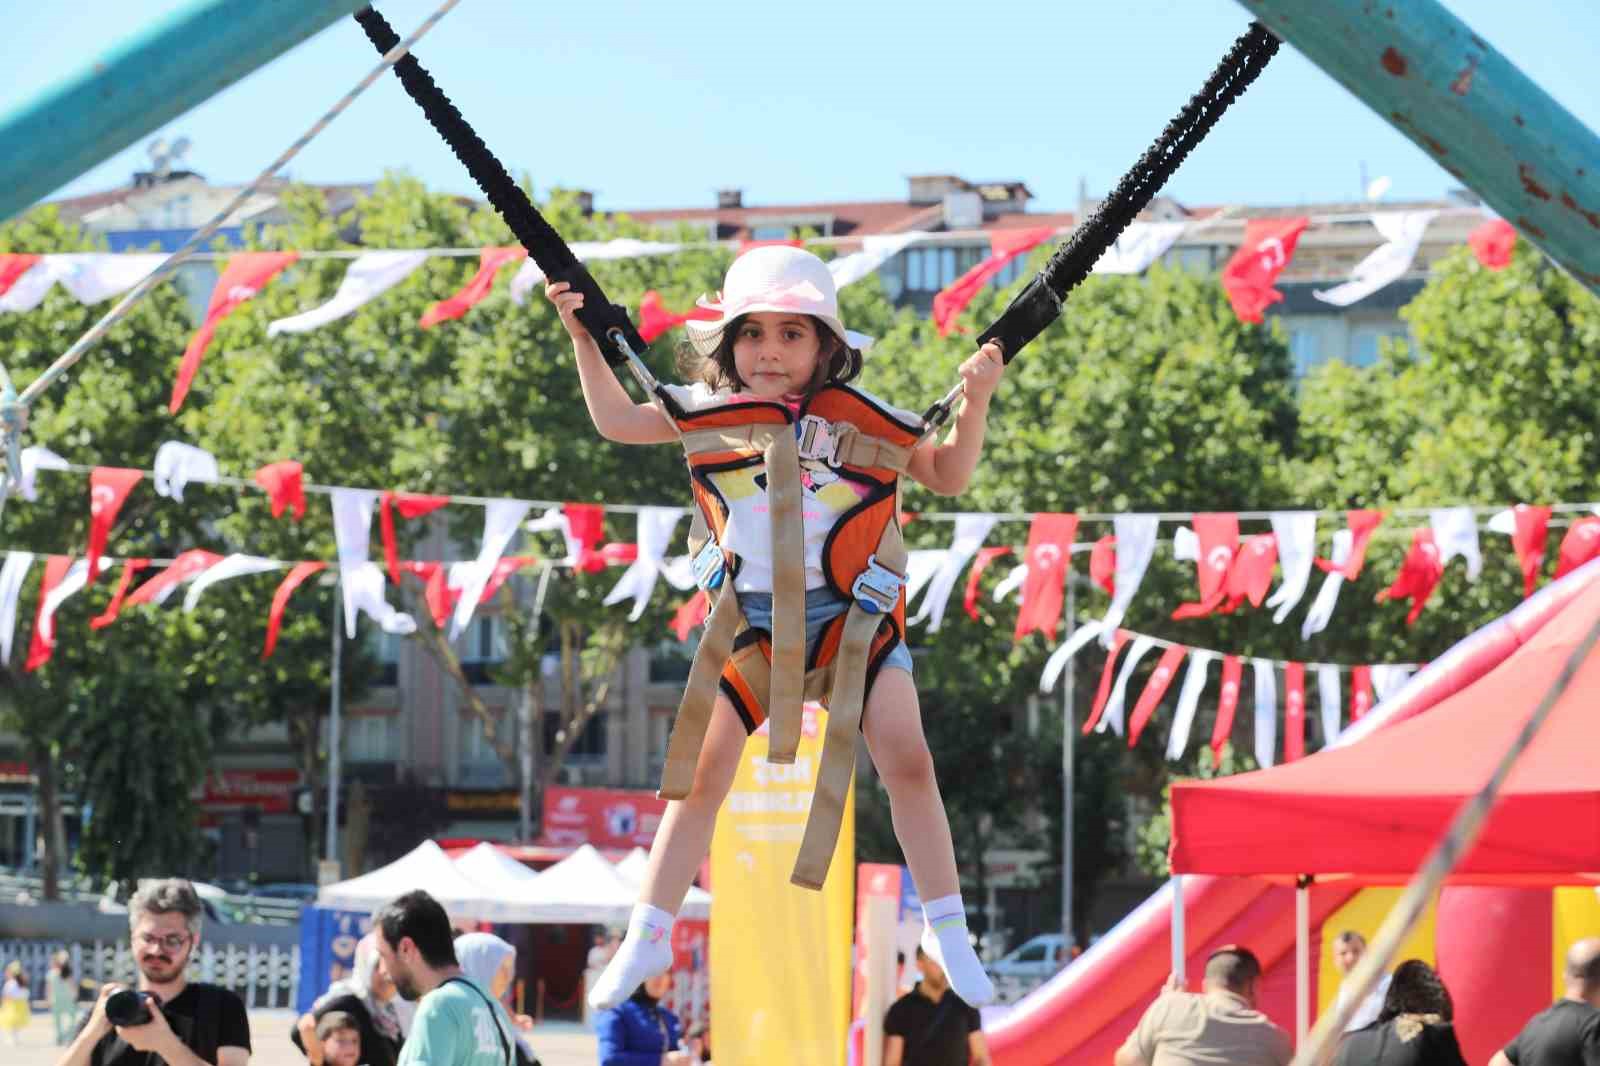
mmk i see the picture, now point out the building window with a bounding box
[366,627,402,687]
[1288,328,1323,378]
[461,709,510,766]
[545,710,607,760]
[461,615,508,685]
[346,713,399,763]
[1348,325,1407,368]
[748,224,794,241]
[901,245,988,295]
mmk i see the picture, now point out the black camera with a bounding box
[105,988,159,1027]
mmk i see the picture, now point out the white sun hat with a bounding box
[684,245,872,357]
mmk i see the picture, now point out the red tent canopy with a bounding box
[1170,581,1600,884]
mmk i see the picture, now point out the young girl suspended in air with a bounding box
[546,245,1004,1008]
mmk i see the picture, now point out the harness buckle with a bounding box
[795,415,844,467]
[851,554,904,615]
[691,539,725,592]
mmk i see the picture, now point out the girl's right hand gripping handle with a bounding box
[550,262,649,368]
[976,274,1063,364]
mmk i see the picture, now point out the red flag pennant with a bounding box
[1082,630,1130,735]
[479,555,539,606]
[85,467,143,583]
[1508,504,1552,597]
[1209,654,1243,766]
[171,251,298,412]
[1014,513,1079,641]
[931,226,1055,336]
[397,561,456,629]
[1283,662,1306,762]
[1350,665,1374,721]
[25,556,73,672]
[1554,516,1600,580]
[1221,217,1309,323]
[737,238,805,256]
[1226,532,1278,611]
[90,558,150,629]
[1316,509,1386,580]
[564,503,633,573]
[1089,535,1117,596]
[1377,527,1444,624]
[1172,513,1240,620]
[263,561,328,658]
[671,591,710,641]
[1468,219,1517,270]
[420,246,526,329]
[0,254,41,296]
[123,549,225,608]
[963,546,1013,621]
[637,290,720,344]
[254,461,306,521]
[1127,644,1188,748]
[380,492,451,584]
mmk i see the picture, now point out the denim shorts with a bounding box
[737,587,914,680]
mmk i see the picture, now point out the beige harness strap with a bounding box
[656,575,741,800]
[762,428,807,766]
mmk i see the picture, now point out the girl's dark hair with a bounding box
[676,313,862,395]
[1377,959,1453,1022]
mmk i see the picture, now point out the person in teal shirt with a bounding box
[374,891,532,1066]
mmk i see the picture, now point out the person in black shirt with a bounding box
[1491,938,1600,1066]
[883,945,989,1066]
[56,878,252,1066]
[1334,959,1467,1066]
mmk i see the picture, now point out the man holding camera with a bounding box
[57,878,252,1066]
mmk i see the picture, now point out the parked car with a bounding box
[986,933,1068,982]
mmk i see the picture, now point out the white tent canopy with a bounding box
[511,844,649,924]
[317,840,512,920]
[453,841,541,891]
[615,847,711,920]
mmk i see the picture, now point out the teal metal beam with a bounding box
[1236,0,1600,292]
[0,0,371,222]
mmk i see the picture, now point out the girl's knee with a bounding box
[876,736,937,792]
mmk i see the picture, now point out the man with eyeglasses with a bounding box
[57,878,252,1066]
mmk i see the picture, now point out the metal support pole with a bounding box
[325,585,343,865]
[1296,875,1313,1043]
[1236,0,1600,293]
[1061,577,1077,950]
[1171,874,1187,984]
[0,0,372,221]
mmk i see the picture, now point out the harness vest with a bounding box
[657,382,921,889]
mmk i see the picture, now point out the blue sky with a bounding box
[11,0,1599,214]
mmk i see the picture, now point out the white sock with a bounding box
[920,894,994,1006]
[586,903,676,1010]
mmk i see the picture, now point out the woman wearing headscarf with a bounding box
[292,931,407,1066]
[1335,959,1468,1066]
[455,932,540,1066]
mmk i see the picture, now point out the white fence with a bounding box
[0,939,301,1009]
[0,869,303,925]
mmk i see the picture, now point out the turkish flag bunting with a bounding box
[638,290,720,344]
[1082,629,1131,735]
[380,492,451,584]
[420,246,526,329]
[1089,535,1117,596]
[90,558,150,629]
[737,238,805,256]
[1014,513,1079,641]
[85,468,143,583]
[263,561,328,658]
[1350,665,1374,721]
[1509,504,1553,596]
[171,251,298,412]
[1283,662,1306,762]
[1469,219,1517,270]
[480,555,539,605]
[1316,509,1385,580]
[1554,516,1600,580]
[963,546,1013,621]
[563,503,639,572]
[1127,644,1188,747]
[1227,532,1279,610]
[0,254,41,296]
[1172,513,1240,620]
[1209,654,1244,766]
[1378,527,1445,624]
[932,226,1056,336]
[1221,218,1309,323]
[671,591,710,641]
[24,556,73,671]
[123,549,225,608]
[254,460,306,521]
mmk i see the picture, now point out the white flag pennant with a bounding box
[1301,528,1353,640]
[992,562,1029,605]
[1253,658,1278,768]
[37,558,109,648]
[602,507,686,620]
[346,562,418,636]
[331,488,382,637]
[267,250,429,335]
[1166,650,1216,761]
[18,446,70,502]
[908,515,998,632]
[1371,663,1415,704]
[0,552,35,665]
[1312,211,1438,307]
[827,233,924,289]
[1093,221,1187,275]
[183,554,286,613]
[1040,621,1107,693]
[1430,506,1482,581]
[1266,512,1318,623]
[1099,635,1158,737]
[450,499,533,639]
[1317,665,1342,748]
[0,253,164,312]
[153,441,221,501]
[1101,514,1159,643]
[508,239,686,305]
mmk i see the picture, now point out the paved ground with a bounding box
[4,1008,600,1066]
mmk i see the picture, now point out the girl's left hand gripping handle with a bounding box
[551,262,648,368]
